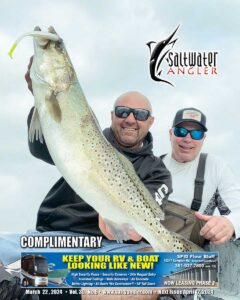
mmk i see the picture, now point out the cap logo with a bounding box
[182,110,201,122]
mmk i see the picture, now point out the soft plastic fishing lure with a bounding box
[8,30,60,58]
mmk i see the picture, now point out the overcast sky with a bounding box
[1,0,240,232]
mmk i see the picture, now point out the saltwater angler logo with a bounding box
[146,25,218,86]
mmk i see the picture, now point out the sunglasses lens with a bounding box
[191,130,204,140]
[174,127,188,137]
[115,107,130,118]
[134,109,149,121]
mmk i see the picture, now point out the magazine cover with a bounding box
[0,1,239,299]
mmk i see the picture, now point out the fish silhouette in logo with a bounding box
[146,25,179,86]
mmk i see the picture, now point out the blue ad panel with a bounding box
[21,252,218,289]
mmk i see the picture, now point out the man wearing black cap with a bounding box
[161,107,240,246]
[170,108,207,163]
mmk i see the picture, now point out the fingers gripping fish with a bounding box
[10,26,203,252]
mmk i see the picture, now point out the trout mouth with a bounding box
[36,26,63,49]
[34,26,51,48]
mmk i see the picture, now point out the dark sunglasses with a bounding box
[114,106,151,121]
[174,127,204,140]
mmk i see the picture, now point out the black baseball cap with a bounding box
[172,108,207,132]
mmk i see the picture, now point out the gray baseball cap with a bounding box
[172,107,207,131]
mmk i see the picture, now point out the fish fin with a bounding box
[104,219,134,243]
[45,90,62,123]
[29,107,43,144]
[90,107,102,132]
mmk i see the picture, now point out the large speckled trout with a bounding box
[12,26,203,252]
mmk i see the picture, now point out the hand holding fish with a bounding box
[98,215,142,242]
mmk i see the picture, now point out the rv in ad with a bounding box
[21,254,48,287]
